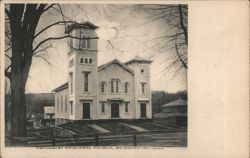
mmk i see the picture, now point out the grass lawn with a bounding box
[60,123,98,136]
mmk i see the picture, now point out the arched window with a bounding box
[125,82,129,93]
[111,79,114,93]
[85,58,88,64]
[116,80,119,93]
[80,58,84,63]
[111,79,120,93]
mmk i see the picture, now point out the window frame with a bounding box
[57,97,59,112]
[80,58,84,64]
[83,72,90,92]
[61,96,63,112]
[125,82,129,93]
[65,95,67,112]
[125,102,129,113]
[70,101,73,115]
[111,80,114,93]
[141,82,146,94]
[70,72,73,94]
[101,81,105,93]
[101,102,105,113]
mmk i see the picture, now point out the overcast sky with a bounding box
[18,4,187,93]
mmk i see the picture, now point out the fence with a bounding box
[27,129,187,147]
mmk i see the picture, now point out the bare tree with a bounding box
[4,3,93,143]
[144,4,188,75]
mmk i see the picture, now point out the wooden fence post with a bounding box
[95,133,99,146]
[133,132,137,146]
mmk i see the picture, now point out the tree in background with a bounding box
[143,4,188,76]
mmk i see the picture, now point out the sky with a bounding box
[12,4,187,93]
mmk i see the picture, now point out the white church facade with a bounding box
[53,22,153,125]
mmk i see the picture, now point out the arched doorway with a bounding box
[111,103,119,118]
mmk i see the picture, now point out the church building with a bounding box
[53,21,153,125]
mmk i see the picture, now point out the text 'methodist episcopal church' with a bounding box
[53,21,153,125]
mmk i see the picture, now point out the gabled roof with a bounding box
[161,99,187,107]
[124,55,153,65]
[65,21,98,33]
[98,59,134,75]
[52,82,68,92]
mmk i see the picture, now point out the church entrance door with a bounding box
[111,103,119,118]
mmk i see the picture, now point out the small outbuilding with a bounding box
[161,98,187,113]
[154,98,187,127]
[42,106,55,127]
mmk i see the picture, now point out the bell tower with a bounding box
[65,21,99,120]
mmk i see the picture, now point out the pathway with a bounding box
[87,124,110,133]
[119,122,148,132]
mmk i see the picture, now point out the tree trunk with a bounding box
[9,35,28,144]
[10,79,27,138]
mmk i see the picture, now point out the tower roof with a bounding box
[124,55,153,65]
[65,21,98,33]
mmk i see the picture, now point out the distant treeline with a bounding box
[152,90,187,114]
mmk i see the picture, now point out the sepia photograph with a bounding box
[4,3,188,147]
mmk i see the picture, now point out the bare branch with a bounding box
[42,4,56,13]
[5,54,11,60]
[5,65,11,79]
[34,44,52,55]
[174,35,187,69]
[34,20,76,39]
[5,47,12,52]
[34,54,51,66]
[178,4,188,44]
[33,35,98,53]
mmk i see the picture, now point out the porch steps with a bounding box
[87,124,110,133]
[119,122,148,132]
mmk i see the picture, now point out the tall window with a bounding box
[111,80,114,93]
[70,101,73,115]
[101,82,105,93]
[101,102,105,113]
[61,96,63,112]
[57,97,59,112]
[125,103,128,112]
[111,79,119,93]
[141,82,146,94]
[87,38,90,49]
[84,72,90,92]
[70,73,73,94]
[125,82,129,93]
[80,33,86,49]
[116,80,119,93]
[79,32,90,49]
[65,95,67,112]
